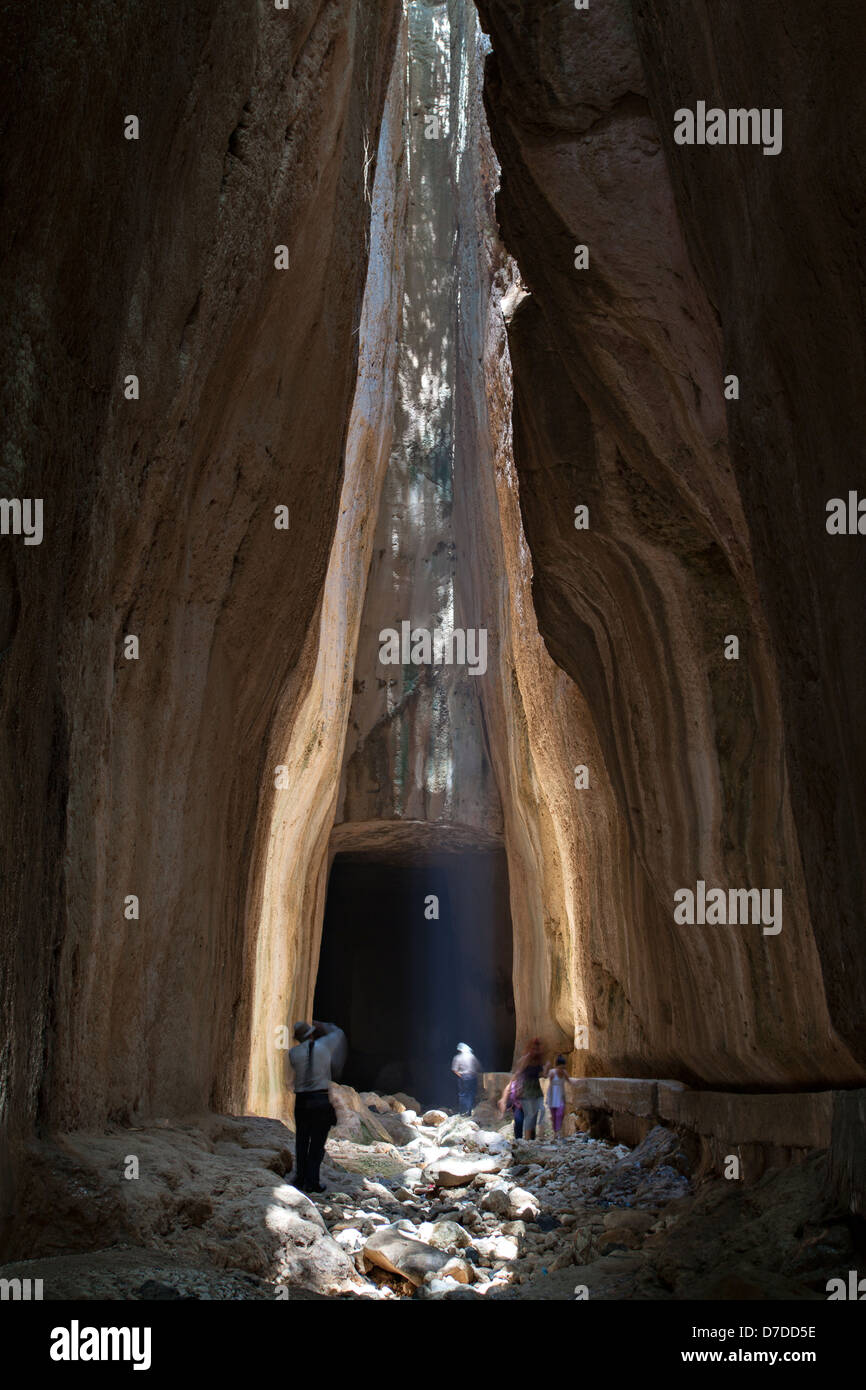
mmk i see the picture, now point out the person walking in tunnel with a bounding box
[499,1037,545,1140]
[545,1054,569,1140]
[288,1019,346,1193]
[451,1042,480,1115]
[499,1071,525,1139]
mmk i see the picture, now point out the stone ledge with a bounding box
[567,1076,835,1150]
[657,1087,834,1150]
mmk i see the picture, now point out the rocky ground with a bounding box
[1,1089,859,1300]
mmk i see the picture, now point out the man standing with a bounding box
[451,1042,481,1116]
[288,1019,347,1193]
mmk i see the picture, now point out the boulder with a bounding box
[437,1115,480,1147]
[471,1129,510,1154]
[473,1234,520,1264]
[6,1119,363,1295]
[507,1187,540,1220]
[330,1085,394,1144]
[359,1091,388,1112]
[440,1256,474,1284]
[333,1227,365,1254]
[419,1275,466,1298]
[548,1248,574,1272]
[374,1112,417,1146]
[391,1093,422,1113]
[424,1155,502,1188]
[422,1109,449,1127]
[363,1224,450,1286]
[417,1220,473,1252]
[361,1179,403,1207]
[480,1186,510,1215]
[502,1220,526,1237]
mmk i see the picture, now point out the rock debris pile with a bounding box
[0,1089,854,1301]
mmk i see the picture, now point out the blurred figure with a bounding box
[451,1042,481,1115]
[499,1071,525,1138]
[545,1054,569,1139]
[499,1037,545,1140]
[289,1019,347,1193]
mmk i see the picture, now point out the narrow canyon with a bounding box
[1,0,864,1314]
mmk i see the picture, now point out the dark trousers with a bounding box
[295,1091,333,1190]
[456,1076,477,1115]
[512,1104,524,1139]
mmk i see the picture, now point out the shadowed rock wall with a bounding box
[630,0,866,1067]
[0,0,400,1200]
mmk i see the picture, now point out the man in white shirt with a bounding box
[288,1020,347,1192]
[451,1042,481,1115]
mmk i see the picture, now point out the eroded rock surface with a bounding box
[476,0,865,1087]
[2,1091,852,1301]
[0,0,402,1205]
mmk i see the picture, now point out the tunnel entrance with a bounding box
[313,846,515,1110]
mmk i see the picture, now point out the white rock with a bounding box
[471,1130,511,1154]
[424,1155,502,1188]
[473,1234,519,1262]
[421,1275,464,1298]
[425,1219,473,1252]
[333,1227,365,1253]
[508,1186,540,1219]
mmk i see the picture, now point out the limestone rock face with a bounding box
[476,0,866,1086]
[630,0,866,1066]
[0,0,401,1216]
[335,0,504,840]
[3,0,866,1260]
[244,12,409,1119]
[6,1115,362,1293]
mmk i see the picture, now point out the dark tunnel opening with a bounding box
[313,847,515,1110]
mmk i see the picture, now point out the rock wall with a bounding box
[630,0,866,1068]
[475,0,865,1085]
[335,0,503,840]
[0,0,400,1216]
[3,0,863,1261]
[245,23,408,1118]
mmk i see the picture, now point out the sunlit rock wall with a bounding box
[245,28,408,1118]
[335,0,503,840]
[476,0,864,1085]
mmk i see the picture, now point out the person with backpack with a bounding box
[499,1071,525,1138]
[288,1019,346,1193]
[498,1037,545,1140]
